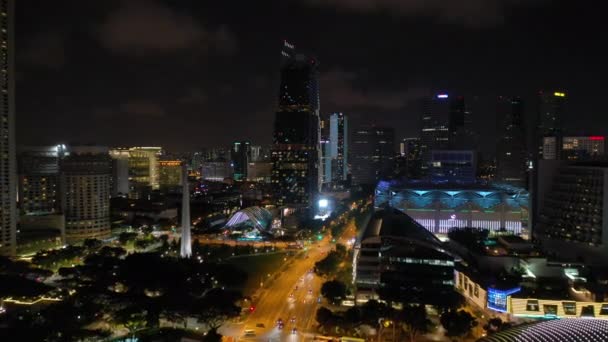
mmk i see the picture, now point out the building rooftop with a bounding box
[478,319,608,342]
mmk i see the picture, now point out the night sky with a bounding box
[17,0,606,153]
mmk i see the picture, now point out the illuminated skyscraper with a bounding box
[496,96,527,187]
[420,94,451,170]
[537,91,566,159]
[60,146,111,242]
[271,41,321,207]
[109,147,161,199]
[158,160,182,193]
[18,145,66,215]
[231,141,250,181]
[351,126,394,185]
[329,113,348,183]
[0,0,15,255]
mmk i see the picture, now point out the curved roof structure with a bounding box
[360,207,457,260]
[375,180,529,211]
[224,206,272,231]
[478,319,608,342]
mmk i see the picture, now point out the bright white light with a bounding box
[318,199,329,208]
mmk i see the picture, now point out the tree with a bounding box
[316,307,336,327]
[314,251,341,276]
[119,232,138,246]
[203,328,222,342]
[483,317,504,334]
[440,309,477,341]
[398,305,433,342]
[83,238,102,251]
[113,306,147,339]
[321,280,347,305]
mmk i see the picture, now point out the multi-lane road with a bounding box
[221,236,332,341]
[219,208,362,341]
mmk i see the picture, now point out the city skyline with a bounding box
[17,0,607,151]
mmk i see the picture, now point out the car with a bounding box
[244,329,256,337]
[295,286,298,290]
[317,296,322,303]
[291,328,298,335]
[256,323,265,328]
[308,289,313,295]
[290,316,296,323]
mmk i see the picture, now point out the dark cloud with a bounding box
[98,0,237,56]
[20,31,66,69]
[321,69,428,110]
[120,100,166,117]
[300,0,546,26]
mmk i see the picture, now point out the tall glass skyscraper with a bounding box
[329,113,348,183]
[496,96,527,187]
[0,0,15,255]
[537,91,566,160]
[271,41,321,207]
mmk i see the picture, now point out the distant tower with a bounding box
[180,163,192,258]
[0,0,16,256]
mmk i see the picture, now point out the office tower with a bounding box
[535,160,608,265]
[18,145,66,215]
[351,126,395,185]
[60,146,111,242]
[397,138,423,179]
[496,96,527,187]
[180,164,191,258]
[109,147,161,199]
[561,136,606,160]
[420,94,451,167]
[449,96,475,149]
[200,146,229,162]
[329,113,348,183]
[250,145,271,162]
[201,161,233,182]
[231,141,250,181]
[271,41,321,207]
[0,0,15,255]
[110,158,129,197]
[537,91,566,159]
[320,117,331,186]
[158,160,183,192]
[429,150,477,184]
[420,94,475,170]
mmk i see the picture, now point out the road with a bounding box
[220,236,332,341]
[219,209,361,341]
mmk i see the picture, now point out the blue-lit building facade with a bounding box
[375,180,529,235]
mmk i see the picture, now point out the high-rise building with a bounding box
[398,138,423,179]
[320,117,331,187]
[158,160,183,192]
[561,136,606,160]
[201,161,233,182]
[430,150,477,184]
[0,0,15,255]
[351,126,394,185]
[110,158,129,197]
[329,113,348,183]
[420,94,475,170]
[60,146,111,242]
[535,160,608,265]
[231,141,250,181]
[250,145,271,162]
[109,147,161,199]
[496,96,527,187]
[271,41,321,207]
[420,94,451,167]
[18,145,66,215]
[537,91,566,160]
